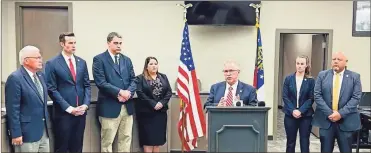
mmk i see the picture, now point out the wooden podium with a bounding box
[205,106,270,152]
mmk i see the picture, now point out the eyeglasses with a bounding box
[222,69,239,73]
[25,56,42,60]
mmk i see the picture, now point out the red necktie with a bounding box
[68,58,78,106]
[225,87,233,106]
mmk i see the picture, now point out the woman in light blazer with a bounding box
[135,56,172,153]
[282,55,315,153]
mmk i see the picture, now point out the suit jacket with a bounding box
[204,80,257,109]
[5,66,49,142]
[92,50,137,118]
[312,69,362,131]
[45,53,91,116]
[282,73,315,117]
[135,73,172,113]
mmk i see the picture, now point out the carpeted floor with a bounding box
[268,109,370,152]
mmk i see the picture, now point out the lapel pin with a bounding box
[346,75,349,77]
[78,59,80,62]
[304,79,307,81]
[240,90,242,93]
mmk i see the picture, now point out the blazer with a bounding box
[135,73,172,113]
[92,50,137,118]
[282,73,315,117]
[5,66,49,142]
[204,80,257,109]
[45,53,91,116]
[312,69,362,131]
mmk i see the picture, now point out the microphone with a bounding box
[258,101,266,107]
[236,101,242,106]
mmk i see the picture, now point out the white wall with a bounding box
[2,1,370,136]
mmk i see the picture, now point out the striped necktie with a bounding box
[33,74,44,102]
[225,87,233,106]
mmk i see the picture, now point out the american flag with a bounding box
[253,22,265,101]
[176,22,206,151]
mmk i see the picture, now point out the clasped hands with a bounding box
[117,89,131,103]
[292,110,302,118]
[328,111,342,122]
[292,109,341,122]
[217,95,240,107]
[154,102,163,110]
[71,105,88,116]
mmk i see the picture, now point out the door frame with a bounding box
[15,2,73,68]
[272,29,333,140]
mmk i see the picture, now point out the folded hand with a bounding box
[154,102,163,110]
[328,111,342,122]
[292,110,302,118]
[217,97,226,107]
[12,136,22,146]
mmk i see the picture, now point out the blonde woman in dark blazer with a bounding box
[135,56,172,153]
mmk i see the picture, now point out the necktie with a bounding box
[33,74,44,102]
[332,73,340,111]
[68,58,76,81]
[225,87,233,106]
[68,58,79,106]
[115,55,121,73]
[115,55,119,65]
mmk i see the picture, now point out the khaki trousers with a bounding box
[14,129,49,152]
[99,104,133,152]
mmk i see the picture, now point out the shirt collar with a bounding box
[334,69,345,76]
[108,50,119,60]
[61,51,75,61]
[24,66,36,78]
[226,81,238,90]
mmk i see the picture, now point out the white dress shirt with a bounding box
[333,69,345,100]
[295,76,303,108]
[223,81,238,106]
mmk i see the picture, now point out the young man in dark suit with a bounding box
[45,32,91,153]
[92,32,137,152]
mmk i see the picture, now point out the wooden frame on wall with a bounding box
[352,1,370,37]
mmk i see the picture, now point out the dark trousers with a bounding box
[284,115,312,153]
[54,114,86,153]
[319,122,353,153]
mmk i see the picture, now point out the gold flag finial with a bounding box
[177,3,193,22]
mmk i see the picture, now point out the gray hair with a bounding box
[107,32,122,42]
[224,60,240,70]
[19,45,40,65]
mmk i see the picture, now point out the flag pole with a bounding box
[176,3,193,153]
[249,3,261,28]
[181,100,186,153]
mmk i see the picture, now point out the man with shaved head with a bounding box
[312,52,362,152]
[204,61,257,108]
[5,45,50,152]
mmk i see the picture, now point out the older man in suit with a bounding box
[312,52,362,153]
[5,46,50,152]
[45,32,91,153]
[204,61,257,108]
[92,32,137,152]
